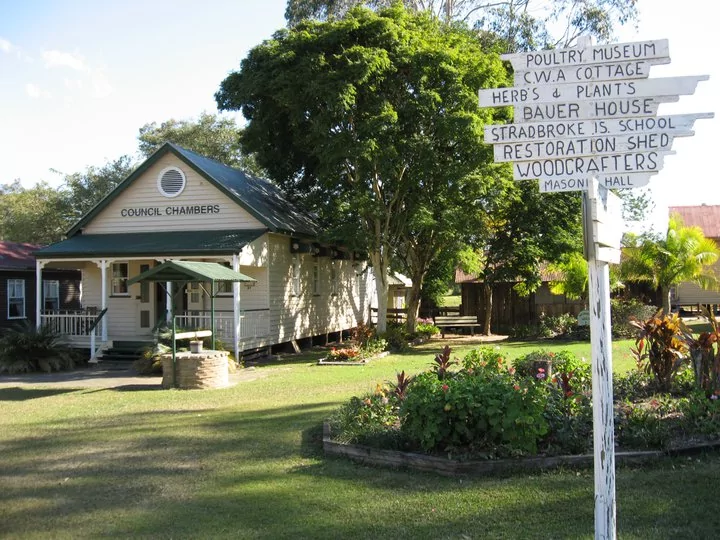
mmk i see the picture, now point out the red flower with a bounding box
[441,384,449,393]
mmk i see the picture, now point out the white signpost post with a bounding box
[478,36,713,540]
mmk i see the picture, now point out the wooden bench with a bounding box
[433,316,481,338]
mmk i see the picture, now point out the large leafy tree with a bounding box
[138,112,262,174]
[285,0,638,50]
[621,215,720,314]
[0,180,69,245]
[58,155,136,222]
[216,5,509,332]
[472,179,583,334]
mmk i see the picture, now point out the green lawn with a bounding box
[0,337,717,539]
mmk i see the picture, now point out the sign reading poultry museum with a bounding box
[478,38,714,193]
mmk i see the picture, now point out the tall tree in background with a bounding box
[621,215,720,314]
[58,155,136,222]
[472,180,582,334]
[285,0,638,50]
[138,112,262,174]
[216,5,509,332]
[0,181,69,245]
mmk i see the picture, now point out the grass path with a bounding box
[0,337,718,538]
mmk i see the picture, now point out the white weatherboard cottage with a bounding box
[35,143,377,360]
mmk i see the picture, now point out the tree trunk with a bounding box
[482,283,493,336]
[405,271,424,334]
[663,287,672,314]
[371,251,389,334]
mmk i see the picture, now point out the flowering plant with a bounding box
[328,346,361,361]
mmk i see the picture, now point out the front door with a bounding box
[137,263,154,335]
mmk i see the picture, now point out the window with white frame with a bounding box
[43,280,60,311]
[111,262,129,295]
[292,255,300,296]
[330,261,338,296]
[8,279,25,319]
[312,259,320,295]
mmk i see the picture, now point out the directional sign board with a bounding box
[485,114,711,144]
[538,173,654,193]
[478,37,712,540]
[501,39,670,70]
[479,76,708,107]
[494,133,676,162]
[514,96,676,123]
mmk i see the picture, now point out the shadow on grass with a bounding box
[0,386,80,401]
[2,395,720,538]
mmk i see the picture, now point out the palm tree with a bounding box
[621,215,720,314]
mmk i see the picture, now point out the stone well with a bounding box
[161,350,230,389]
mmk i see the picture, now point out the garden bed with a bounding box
[318,351,390,365]
[323,422,720,477]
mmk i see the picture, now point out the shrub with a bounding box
[400,369,549,455]
[512,350,556,380]
[0,322,82,374]
[329,386,403,447]
[461,347,507,377]
[630,310,688,392]
[682,307,720,396]
[351,323,376,347]
[538,313,578,338]
[328,346,361,361]
[361,337,388,358]
[415,318,440,338]
[133,343,171,375]
[611,298,658,338]
[381,323,410,352]
[542,385,593,455]
[615,399,672,450]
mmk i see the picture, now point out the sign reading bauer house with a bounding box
[479,38,713,194]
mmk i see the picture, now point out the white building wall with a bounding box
[84,154,265,234]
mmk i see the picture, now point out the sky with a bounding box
[0,0,716,234]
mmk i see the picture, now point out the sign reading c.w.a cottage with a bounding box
[120,204,221,218]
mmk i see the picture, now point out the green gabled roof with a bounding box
[127,260,255,285]
[67,142,319,238]
[34,229,265,259]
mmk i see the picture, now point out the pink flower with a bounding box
[711,394,719,400]
[536,372,546,379]
[508,367,516,375]
[442,384,449,393]
[513,384,520,391]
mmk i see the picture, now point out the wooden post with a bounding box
[584,180,616,540]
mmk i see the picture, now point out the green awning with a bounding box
[128,260,255,286]
[34,229,266,259]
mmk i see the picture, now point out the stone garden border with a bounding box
[323,423,720,477]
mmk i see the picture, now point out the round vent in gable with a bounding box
[157,167,186,198]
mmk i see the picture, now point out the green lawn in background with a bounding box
[0,336,716,539]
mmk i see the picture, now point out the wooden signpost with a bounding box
[478,36,713,540]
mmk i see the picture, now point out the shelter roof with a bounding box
[34,229,265,259]
[0,241,41,270]
[128,260,255,286]
[67,142,319,238]
[669,205,720,239]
